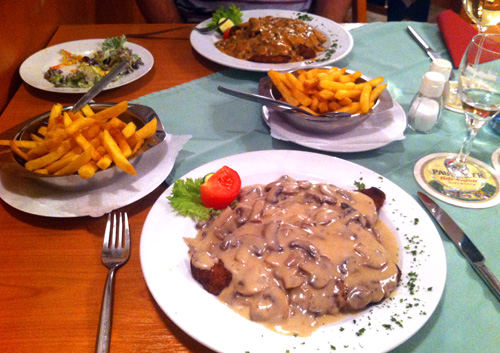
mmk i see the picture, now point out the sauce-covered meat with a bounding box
[185,176,400,336]
[214,16,327,63]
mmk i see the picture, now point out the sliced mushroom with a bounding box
[266,184,283,204]
[249,199,266,222]
[238,185,264,201]
[234,204,252,225]
[235,265,270,296]
[289,239,319,259]
[299,255,335,289]
[263,221,283,252]
[354,242,388,270]
[249,287,290,322]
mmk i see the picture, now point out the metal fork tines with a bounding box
[126,18,228,38]
[96,212,131,353]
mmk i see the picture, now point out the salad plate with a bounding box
[19,39,154,93]
[190,9,353,72]
[140,150,446,353]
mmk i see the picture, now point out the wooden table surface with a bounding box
[0,24,223,353]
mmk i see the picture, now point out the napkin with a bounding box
[265,99,407,153]
[437,9,478,68]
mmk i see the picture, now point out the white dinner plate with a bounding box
[261,97,407,153]
[19,39,154,93]
[493,147,500,172]
[0,135,189,218]
[140,150,446,353]
[190,10,353,72]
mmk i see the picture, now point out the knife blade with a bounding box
[417,192,500,302]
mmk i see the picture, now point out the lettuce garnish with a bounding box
[207,5,243,29]
[167,177,216,221]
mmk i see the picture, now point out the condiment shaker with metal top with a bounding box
[407,71,446,134]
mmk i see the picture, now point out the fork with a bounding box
[96,212,131,353]
[125,18,228,38]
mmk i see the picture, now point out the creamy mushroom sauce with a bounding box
[214,16,327,62]
[185,176,400,336]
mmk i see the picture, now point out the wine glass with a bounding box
[445,33,500,181]
[463,0,500,33]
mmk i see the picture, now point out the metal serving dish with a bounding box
[8,102,166,191]
[258,68,393,134]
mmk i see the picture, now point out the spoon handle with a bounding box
[70,60,129,113]
[217,86,311,114]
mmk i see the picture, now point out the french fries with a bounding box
[268,67,388,116]
[0,102,158,179]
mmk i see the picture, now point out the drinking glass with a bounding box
[463,0,500,33]
[445,33,500,180]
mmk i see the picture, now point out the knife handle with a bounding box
[70,60,129,113]
[407,26,430,50]
[473,262,500,303]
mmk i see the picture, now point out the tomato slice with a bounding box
[200,166,241,209]
[222,27,231,40]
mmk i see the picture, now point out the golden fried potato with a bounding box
[2,101,156,179]
[268,67,387,116]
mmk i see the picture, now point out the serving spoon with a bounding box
[217,86,353,119]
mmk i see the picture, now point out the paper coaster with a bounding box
[414,153,500,208]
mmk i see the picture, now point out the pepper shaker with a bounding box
[407,71,446,134]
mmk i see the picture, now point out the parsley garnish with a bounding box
[354,180,366,190]
[356,328,366,336]
[297,13,313,21]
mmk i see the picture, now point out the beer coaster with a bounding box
[414,153,500,208]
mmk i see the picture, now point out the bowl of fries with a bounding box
[1,102,166,191]
[258,67,392,134]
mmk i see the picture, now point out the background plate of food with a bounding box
[190,9,353,72]
[19,37,154,93]
[140,150,446,353]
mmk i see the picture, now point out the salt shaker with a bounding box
[407,71,446,133]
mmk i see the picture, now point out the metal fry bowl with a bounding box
[10,102,166,191]
[258,68,392,134]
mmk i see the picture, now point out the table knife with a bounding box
[407,26,456,80]
[407,26,442,61]
[417,192,500,302]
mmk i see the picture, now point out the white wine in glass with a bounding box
[445,33,500,181]
[464,0,500,32]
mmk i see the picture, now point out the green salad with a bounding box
[44,35,143,89]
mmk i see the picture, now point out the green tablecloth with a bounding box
[134,21,500,353]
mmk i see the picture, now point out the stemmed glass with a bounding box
[445,33,500,181]
[463,0,500,33]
